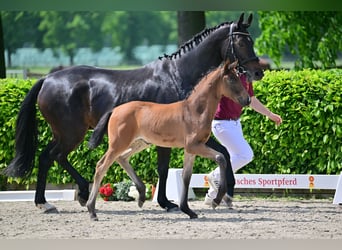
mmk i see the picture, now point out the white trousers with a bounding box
[207,119,254,198]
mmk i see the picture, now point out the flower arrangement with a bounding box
[99,180,155,202]
[99,183,115,201]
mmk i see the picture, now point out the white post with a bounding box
[333,172,342,205]
[152,168,196,203]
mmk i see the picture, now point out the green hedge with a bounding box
[241,69,341,175]
[0,69,341,189]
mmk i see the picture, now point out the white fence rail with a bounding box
[153,169,342,204]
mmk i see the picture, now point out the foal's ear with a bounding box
[228,60,238,71]
[223,60,231,73]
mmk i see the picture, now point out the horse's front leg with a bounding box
[156,147,179,212]
[180,152,197,219]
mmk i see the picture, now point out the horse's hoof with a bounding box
[166,206,179,212]
[138,199,145,208]
[165,202,179,212]
[189,213,198,219]
[78,197,88,207]
[36,203,59,213]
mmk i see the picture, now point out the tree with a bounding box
[177,11,205,46]
[256,11,342,69]
[102,11,176,64]
[39,11,105,65]
[206,11,261,39]
[0,13,5,78]
[1,11,42,67]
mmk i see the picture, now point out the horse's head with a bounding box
[221,60,250,107]
[222,13,264,82]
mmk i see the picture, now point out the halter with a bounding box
[226,24,259,74]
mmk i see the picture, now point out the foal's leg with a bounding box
[116,156,146,208]
[186,142,228,209]
[156,147,179,211]
[86,151,116,221]
[206,137,235,198]
[180,152,197,219]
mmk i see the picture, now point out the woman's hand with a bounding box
[268,112,282,126]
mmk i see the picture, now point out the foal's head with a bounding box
[220,60,250,107]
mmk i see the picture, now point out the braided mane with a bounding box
[159,21,233,60]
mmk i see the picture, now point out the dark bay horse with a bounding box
[3,13,263,213]
[87,60,250,220]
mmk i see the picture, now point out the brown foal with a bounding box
[86,60,250,220]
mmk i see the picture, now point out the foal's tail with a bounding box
[3,78,45,178]
[88,111,113,149]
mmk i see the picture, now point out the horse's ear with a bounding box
[246,13,253,27]
[237,13,244,28]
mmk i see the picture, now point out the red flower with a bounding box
[103,186,113,197]
[99,183,115,201]
[99,186,105,195]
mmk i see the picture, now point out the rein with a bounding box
[226,24,259,74]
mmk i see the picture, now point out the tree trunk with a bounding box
[0,14,6,78]
[177,11,206,46]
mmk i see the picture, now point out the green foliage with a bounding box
[113,180,135,202]
[39,11,105,65]
[256,11,342,69]
[102,11,176,63]
[205,11,261,39]
[241,69,342,175]
[0,79,32,172]
[1,11,43,65]
[0,78,52,186]
[0,70,341,190]
[3,11,262,67]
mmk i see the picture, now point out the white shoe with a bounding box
[204,194,213,206]
[204,194,233,208]
[207,171,220,192]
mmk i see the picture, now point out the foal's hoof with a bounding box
[211,201,219,210]
[36,203,59,214]
[222,195,233,209]
[90,215,99,221]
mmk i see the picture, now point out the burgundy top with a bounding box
[214,74,254,120]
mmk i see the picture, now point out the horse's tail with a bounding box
[2,78,45,178]
[88,111,113,149]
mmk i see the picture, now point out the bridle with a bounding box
[225,24,259,74]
